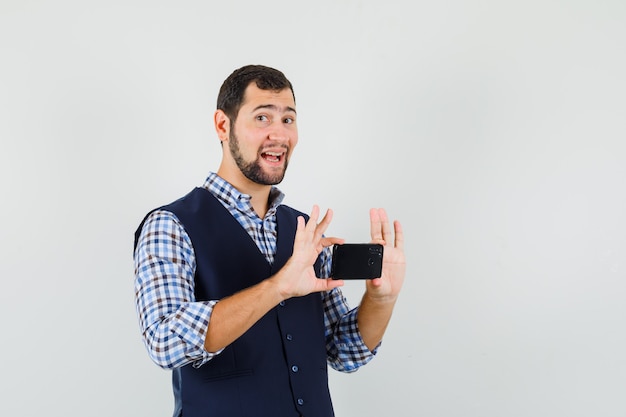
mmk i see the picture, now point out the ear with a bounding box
[214,109,230,142]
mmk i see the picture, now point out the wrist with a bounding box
[363,290,398,306]
[262,275,287,305]
[268,264,287,299]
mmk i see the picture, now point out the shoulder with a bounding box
[142,209,182,229]
[277,204,309,221]
[135,209,186,247]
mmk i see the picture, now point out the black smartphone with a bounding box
[331,243,384,280]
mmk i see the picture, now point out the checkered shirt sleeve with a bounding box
[319,249,378,372]
[134,210,219,369]
[134,172,377,371]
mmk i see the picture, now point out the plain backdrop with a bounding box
[1,0,625,416]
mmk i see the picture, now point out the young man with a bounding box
[134,65,405,417]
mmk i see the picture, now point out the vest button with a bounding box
[279,301,286,307]
[291,365,299,373]
[297,398,304,406]
[286,334,293,341]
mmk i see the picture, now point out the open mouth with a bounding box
[261,151,284,163]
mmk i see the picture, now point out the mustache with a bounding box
[260,144,290,153]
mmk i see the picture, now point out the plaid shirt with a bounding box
[134,172,376,372]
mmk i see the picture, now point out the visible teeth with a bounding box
[265,152,281,156]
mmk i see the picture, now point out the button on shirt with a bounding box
[134,172,376,371]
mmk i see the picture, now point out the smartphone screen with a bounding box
[331,243,384,279]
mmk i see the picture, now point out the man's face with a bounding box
[227,83,298,185]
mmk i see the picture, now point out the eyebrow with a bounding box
[252,104,297,114]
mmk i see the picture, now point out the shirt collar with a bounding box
[201,172,285,218]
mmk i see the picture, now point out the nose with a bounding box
[268,122,293,143]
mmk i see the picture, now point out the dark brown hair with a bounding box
[217,65,295,123]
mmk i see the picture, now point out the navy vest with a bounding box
[135,188,335,417]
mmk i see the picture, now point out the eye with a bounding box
[256,114,269,122]
[283,116,295,124]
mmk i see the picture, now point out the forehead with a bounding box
[240,83,296,112]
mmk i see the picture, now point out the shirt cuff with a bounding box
[165,300,221,368]
[329,306,379,372]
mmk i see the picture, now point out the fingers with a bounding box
[393,219,404,250]
[305,205,320,233]
[370,208,401,248]
[320,236,345,248]
[320,278,344,291]
[307,207,401,252]
[370,208,383,243]
[370,208,390,244]
[299,206,335,243]
[297,205,319,239]
[303,206,333,237]
[296,215,306,232]
[379,209,393,246]
[314,208,333,242]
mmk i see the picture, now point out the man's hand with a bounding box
[205,205,344,353]
[356,208,406,351]
[365,208,405,302]
[273,205,344,299]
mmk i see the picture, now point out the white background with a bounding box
[1,1,625,416]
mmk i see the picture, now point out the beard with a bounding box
[228,130,290,185]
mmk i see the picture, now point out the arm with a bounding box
[134,210,216,369]
[321,247,376,373]
[357,208,406,351]
[324,288,376,373]
[136,206,344,361]
[204,205,345,352]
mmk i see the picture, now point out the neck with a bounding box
[246,184,272,219]
[217,165,272,218]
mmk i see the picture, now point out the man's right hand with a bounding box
[273,205,344,299]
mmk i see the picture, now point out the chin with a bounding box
[263,173,287,186]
